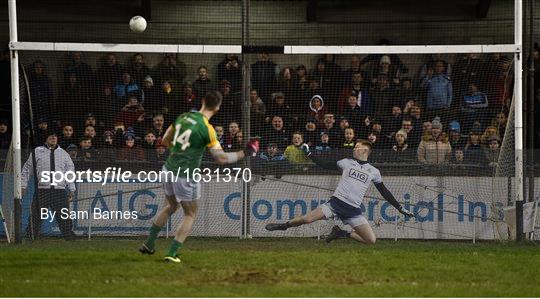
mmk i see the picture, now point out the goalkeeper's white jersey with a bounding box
[332,158,382,208]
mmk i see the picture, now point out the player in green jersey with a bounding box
[139,91,259,263]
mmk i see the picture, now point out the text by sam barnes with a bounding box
[41,208,138,222]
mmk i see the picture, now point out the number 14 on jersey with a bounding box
[173,124,192,150]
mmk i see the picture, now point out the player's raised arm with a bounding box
[374,182,414,217]
[209,138,259,165]
[300,143,340,170]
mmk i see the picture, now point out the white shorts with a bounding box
[162,166,201,202]
[321,202,369,228]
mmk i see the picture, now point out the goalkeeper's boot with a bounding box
[139,243,155,255]
[164,254,181,263]
[326,225,347,243]
[265,223,289,231]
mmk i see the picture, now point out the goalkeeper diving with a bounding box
[265,140,414,244]
[139,91,259,263]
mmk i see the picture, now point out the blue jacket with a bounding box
[315,143,332,152]
[259,152,286,161]
[423,74,452,110]
[463,92,488,110]
[114,83,140,98]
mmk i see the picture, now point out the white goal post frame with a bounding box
[9,41,520,55]
[8,0,524,242]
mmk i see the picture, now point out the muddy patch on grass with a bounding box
[224,270,279,284]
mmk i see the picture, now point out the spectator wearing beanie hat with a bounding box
[143,75,153,88]
[388,128,414,162]
[117,132,144,161]
[66,144,78,160]
[380,55,391,65]
[431,117,443,131]
[448,120,466,149]
[417,117,452,164]
[141,75,162,114]
[35,117,50,145]
[371,55,401,88]
[100,130,116,162]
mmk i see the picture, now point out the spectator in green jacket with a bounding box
[284,132,311,164]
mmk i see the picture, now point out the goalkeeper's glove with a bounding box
[244,138,260,157]
[300,143,312,157]
[398,206,414,218]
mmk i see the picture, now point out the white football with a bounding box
[129,16,147,33]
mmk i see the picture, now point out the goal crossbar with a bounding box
[9,41,520,54]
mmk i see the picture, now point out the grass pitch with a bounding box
[1,238,539,297]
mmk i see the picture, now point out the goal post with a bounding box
[513,0,525,241]
[8,0,23,244]
[6,0,527,242]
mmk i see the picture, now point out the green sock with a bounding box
[144,224,162,249]
[166,240,183,257]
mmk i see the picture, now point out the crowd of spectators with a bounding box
[0,45,530,173]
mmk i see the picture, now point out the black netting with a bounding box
[5,50,514,240]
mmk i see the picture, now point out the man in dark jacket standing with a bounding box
[251,52,277,102]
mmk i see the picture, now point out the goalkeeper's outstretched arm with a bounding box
[374,182,414,217]
[300,143,340,170]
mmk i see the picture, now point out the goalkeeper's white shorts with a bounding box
[162,166,201,202]
[321,202,368,228]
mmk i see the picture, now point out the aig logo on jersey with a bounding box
[348,168,368,183]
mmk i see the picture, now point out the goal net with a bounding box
[4,0,526,242]
[9,48,518,241]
